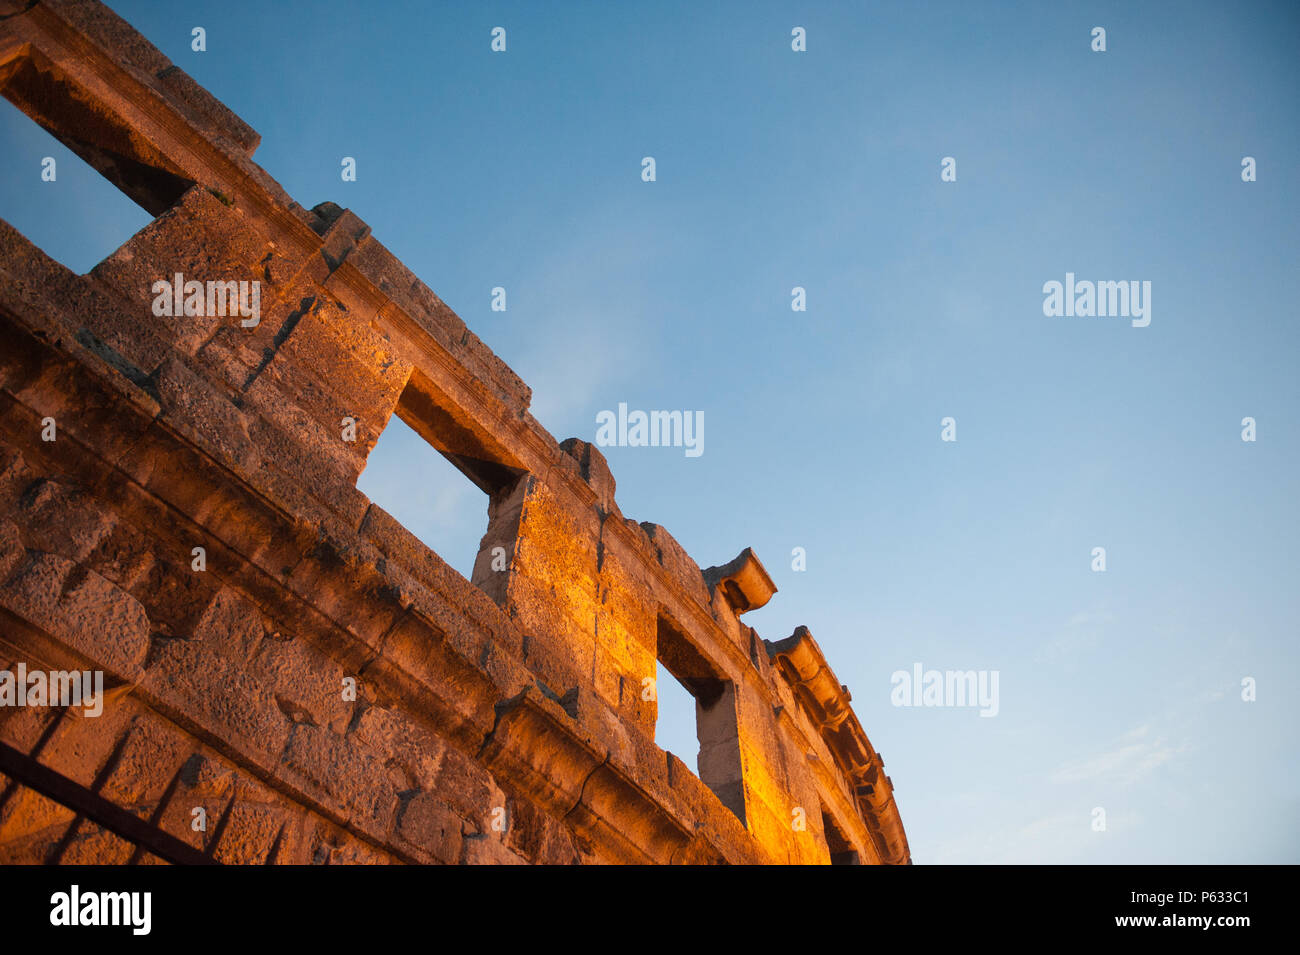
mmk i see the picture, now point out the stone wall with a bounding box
[0,0,909,864]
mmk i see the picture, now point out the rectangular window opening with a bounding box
[357,412,491,582]
[821,806,860,865]
[654,658,698,769]
[357,370,527,590]
[1,48,195,215]
[0,95,153,275]
[0,48,197,274]
[655,613,746,826]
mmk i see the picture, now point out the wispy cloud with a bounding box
[1051,724,1189,789]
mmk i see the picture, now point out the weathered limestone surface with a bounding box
[0,0,909,864]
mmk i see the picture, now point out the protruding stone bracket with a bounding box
[702,547,776,614]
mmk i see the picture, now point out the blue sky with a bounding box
[2,0,1296,863]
